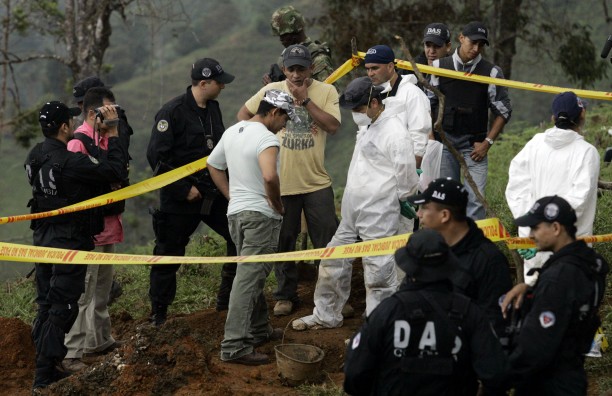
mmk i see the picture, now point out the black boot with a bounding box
[108,279,123,306]
[215,275,233,312]
[33,356,69,391]
[215,263,236,312]
[149,303,167,326]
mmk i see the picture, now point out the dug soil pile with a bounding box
[0,266,367,395]
[3,266,608,395]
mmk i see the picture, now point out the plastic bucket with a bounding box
[274,343,325,386]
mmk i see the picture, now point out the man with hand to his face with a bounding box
[238,44,340,317]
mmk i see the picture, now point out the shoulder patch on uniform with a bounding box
[351,332,361,350]
[88,155,99,164]
[157,120,169,132]
[539,311,556,328]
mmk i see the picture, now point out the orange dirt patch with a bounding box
[0,265,366,395]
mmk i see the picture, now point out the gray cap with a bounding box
[282,44,312,68]
[262,89,300,123]
[339,77,384,110]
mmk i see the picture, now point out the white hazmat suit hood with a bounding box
[505,125,600,284]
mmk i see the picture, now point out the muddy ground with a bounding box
[2,264,610,395]
[1,266,367,396]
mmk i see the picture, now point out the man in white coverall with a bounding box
[505,91,599,284]
[363,44,431,169]
[292,77,419,331]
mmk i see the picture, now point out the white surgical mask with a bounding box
[352,111,371,127]
[377,80,392,94]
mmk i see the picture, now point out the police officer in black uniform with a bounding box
[146,58,237,325]
[408,178,513,341]
[344,229,508,395]
[26,101,128,390]
[501,196,609,395]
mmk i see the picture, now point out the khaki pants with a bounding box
[64,244,115,358]
[220,211,281,361]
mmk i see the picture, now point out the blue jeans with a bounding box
[220,211,281,361]
[439,147,488,220]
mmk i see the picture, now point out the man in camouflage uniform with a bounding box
[264,6,334,84]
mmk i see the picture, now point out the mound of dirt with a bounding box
[1,264,367,395]
[0,317,36,394]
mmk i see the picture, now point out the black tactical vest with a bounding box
[438,56,493,137]
[26,143,103,235]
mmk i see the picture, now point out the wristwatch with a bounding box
[301,98,311,107]
[485,137,494,145]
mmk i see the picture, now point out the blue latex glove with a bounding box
[416,168,423,176]
[517,248,537,260]
[399,200,417,219]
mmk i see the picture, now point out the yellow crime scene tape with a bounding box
[0,218,507,265]
[325,52,612,101]
[505,233,612,249]
[0,157,209,225]
[2,55,610,264]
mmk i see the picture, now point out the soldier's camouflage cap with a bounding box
[270,6,305,36]
[262,89,301,123]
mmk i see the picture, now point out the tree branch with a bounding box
[598,179,612,190]
[0,51,68,66]
[395,34,524,283]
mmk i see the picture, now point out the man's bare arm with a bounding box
[208,166,230,201]
[237,105,254,121]
[258,146,284,215]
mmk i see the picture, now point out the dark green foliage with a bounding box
[558,25,609,88]
[315,0,457,62]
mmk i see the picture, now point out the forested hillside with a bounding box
[0,0,610,279]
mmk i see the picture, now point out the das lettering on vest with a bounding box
[392,320,462,358]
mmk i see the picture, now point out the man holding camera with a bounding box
[146,58,236,325]
[63,87,129,371]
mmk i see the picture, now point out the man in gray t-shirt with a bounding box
[208,89,299,365]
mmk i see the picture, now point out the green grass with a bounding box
[297,382,345,396]
[0,230,279,324]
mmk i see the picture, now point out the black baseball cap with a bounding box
[462,21,489,46]
[282,44,312,68]
[191,58,235,84]
[39,101,81,129]
[514,195,577,228]
[406,177,468,209]
[423,23,451,46]
[395,229,457,282]
[339,76,384,109]
[73,76,108,103]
